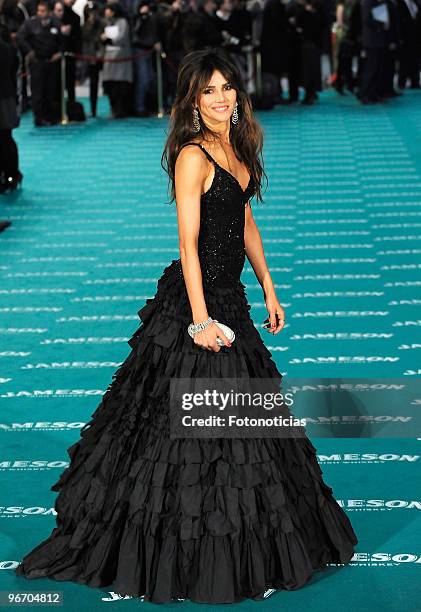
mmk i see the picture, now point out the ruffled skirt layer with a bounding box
[15,259,358,603]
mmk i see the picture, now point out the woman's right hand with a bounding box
[193,322,231,352]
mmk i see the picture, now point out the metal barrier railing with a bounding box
[61,52,68,125]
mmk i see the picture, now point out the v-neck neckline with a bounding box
[198,143,252,194]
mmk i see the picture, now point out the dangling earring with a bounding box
[192,107,200,132]
[231,101,239,125]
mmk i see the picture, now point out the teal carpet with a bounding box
[1,91,420,611]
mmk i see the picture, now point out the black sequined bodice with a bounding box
[179,142,255,288]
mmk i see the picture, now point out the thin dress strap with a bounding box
[179,142,216,166]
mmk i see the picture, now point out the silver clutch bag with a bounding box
[187,320,235,346]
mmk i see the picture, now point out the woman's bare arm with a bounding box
[175,145,208,323]
[244,203,285,333]
[174,145,230,350]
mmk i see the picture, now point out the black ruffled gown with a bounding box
[15,142,358,603]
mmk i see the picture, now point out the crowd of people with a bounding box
[0,0,420,200]
[334,0,421,102]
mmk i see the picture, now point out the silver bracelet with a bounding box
[188,316,214,336]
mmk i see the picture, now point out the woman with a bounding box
[15,48,358,603]
[100,1,133,118]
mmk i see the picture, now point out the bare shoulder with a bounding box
[175,143,207,183]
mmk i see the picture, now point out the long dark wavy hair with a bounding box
[161,48,267,206]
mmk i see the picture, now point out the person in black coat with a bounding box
[157,0,189,107]
[260,0,290,104]
[182,0,225,52]
[358,0,388,103]
[289,0,324,104]
[285,0,303,102]
[1,0,32,111]
[0,27,23,193]
[378,0,402,96]
[16,0,63,125]
[397,0,421,88]
[216,0,252,77]
[61,0,81,103]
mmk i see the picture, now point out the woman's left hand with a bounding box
[264,294,285,334]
